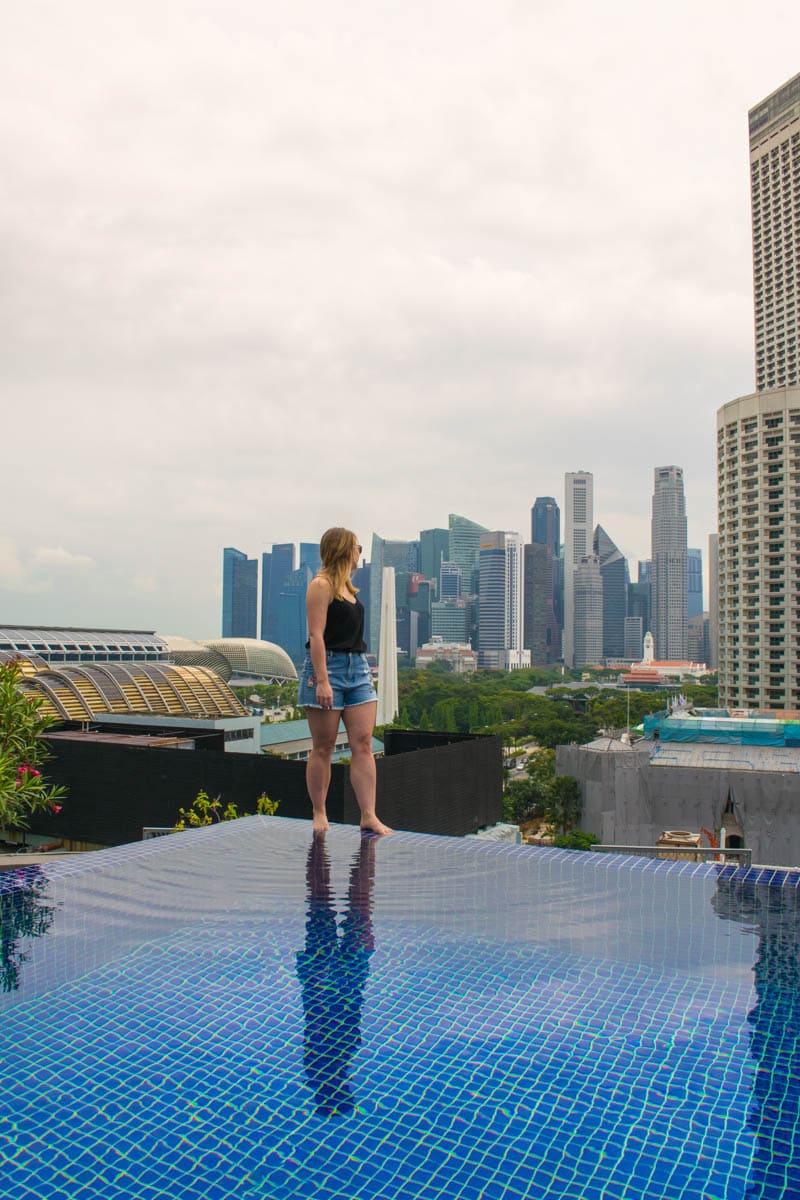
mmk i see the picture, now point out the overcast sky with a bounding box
[2,1,798,638]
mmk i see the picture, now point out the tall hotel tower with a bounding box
[717,72,800,709]
[563,472,593,668]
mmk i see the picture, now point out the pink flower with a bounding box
[51,804,63,815]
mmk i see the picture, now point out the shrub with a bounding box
[552,831,600,852]
[174,789,278,830]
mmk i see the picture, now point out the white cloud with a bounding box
[0,0,796,634]
[30,547,95,569]
[132,574,158,593]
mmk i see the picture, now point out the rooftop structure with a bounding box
[196,638,297,684]
[0,625,166,666]
[2,650,246,722]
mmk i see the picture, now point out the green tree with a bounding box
[503,777,546,824]
[543,775,582,834]
[0,660,66,830]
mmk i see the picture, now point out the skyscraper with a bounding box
[523,543,560,664]
[369,535,416,659]
[299,542,321,575]
[748,73,800,391]
[277,564,313,664]
[419,528,450,590]
[531,497,560,557]
[593,525,629,659]
[222,547,258,638]
[717,73,800,709]
[439,562,462,599]
[687,548,703,619]
[448,513,488,597]
[530,495,563,656]
[563,472,593,668]
[477,532,527,670]
[651,467,688,660]
[261,543,296,644]
[708,532,718,671]
[573,555,603,667]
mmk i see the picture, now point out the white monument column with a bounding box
[376,566,398,725]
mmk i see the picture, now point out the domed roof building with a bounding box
[162,637,297,684]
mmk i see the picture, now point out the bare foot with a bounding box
[360,817,393,836]
[313,815,330,833]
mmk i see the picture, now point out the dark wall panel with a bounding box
[34,731,502,847]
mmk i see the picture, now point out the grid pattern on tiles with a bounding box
[1,818,799,1200]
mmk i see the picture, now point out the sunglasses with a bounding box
[356,544,363,555]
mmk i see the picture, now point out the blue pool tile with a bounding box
[1,817,799,1200]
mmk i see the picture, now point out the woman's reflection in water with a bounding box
[296,832,376,1118]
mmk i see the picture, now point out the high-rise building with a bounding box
[299,542,321,575]
[651,466,688,660]
[531,496,563,654]
[523,543,560,664]
[688,548,704,619]
[624,616,644,661]
[531,497,560,557]
[717,390,800,707]
[222,547,258,638]
[563,472,593,668]
[477,532,527,670]
[419,529,449,591]
[448,514,488,597]
[277,564,313,664]
[628,561,651,642]
[369,535,416,659]
[708,533,718,670]
[573,555,603,667]
[748,73,800,392]
[439,562,462,599]
[431,599,470,642]
[687,613,711,667]
[261,543,295,644]
[593,525,629,659]
[717,73,800,709]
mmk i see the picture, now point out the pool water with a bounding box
[1,817,798,1200]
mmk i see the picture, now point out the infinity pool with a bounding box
[1,817,798,1199]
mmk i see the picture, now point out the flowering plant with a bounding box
[0,660,66,830]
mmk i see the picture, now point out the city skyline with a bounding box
[3,9,798,637]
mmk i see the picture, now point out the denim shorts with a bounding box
[298,651,377,710]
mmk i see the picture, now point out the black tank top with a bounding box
[307,596,367,653]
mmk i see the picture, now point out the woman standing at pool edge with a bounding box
[299,528,393,836]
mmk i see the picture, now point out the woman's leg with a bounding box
[306,707,343,832]
[342,702,393,835]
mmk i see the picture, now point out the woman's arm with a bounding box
[306,576,334,708]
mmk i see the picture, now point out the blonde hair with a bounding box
[318,527,360,599]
